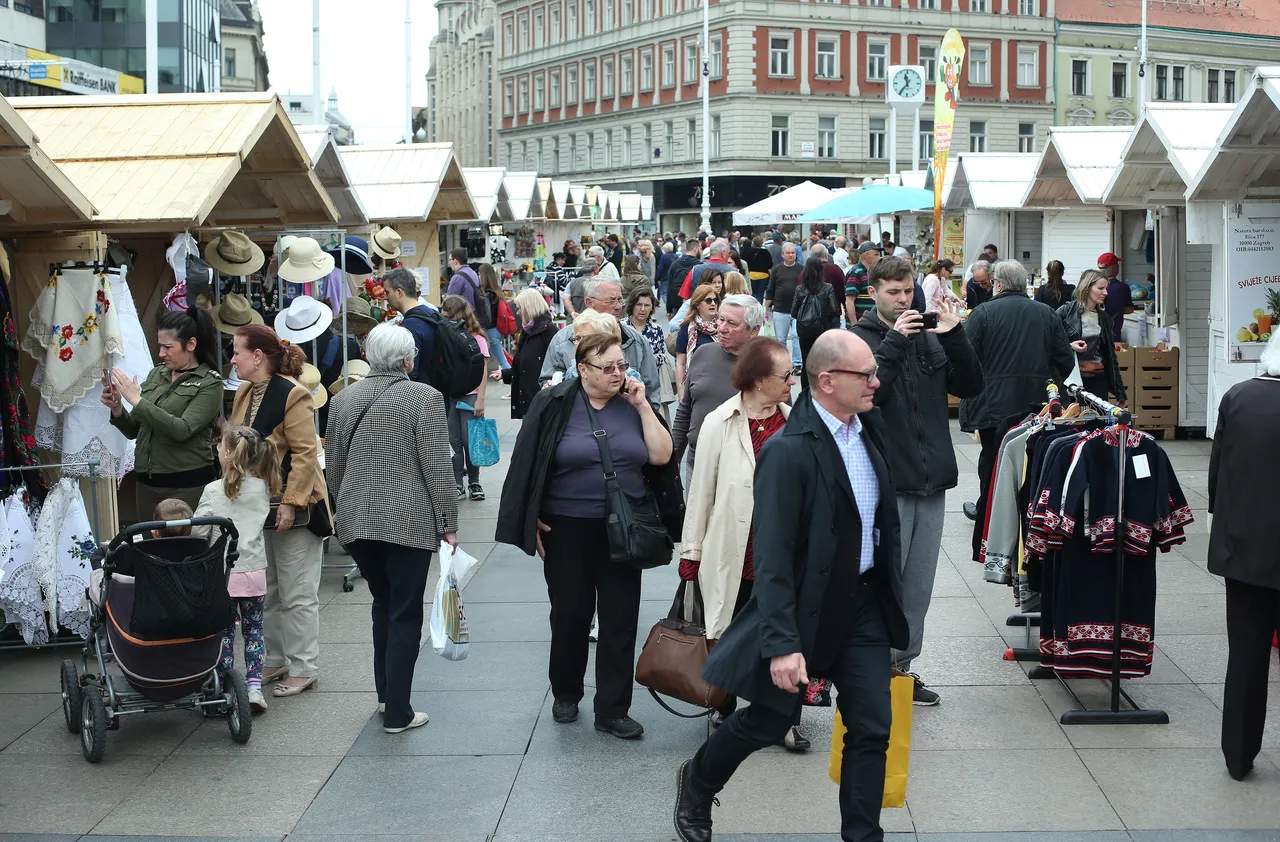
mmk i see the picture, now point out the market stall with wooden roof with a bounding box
[339,142,477,303]
[294,124,369,228]
[0,94,96,231]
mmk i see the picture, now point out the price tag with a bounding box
[1131,454,1151,480]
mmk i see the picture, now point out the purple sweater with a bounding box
[447,267,480,309]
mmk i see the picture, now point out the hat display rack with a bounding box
[192,226,361,593]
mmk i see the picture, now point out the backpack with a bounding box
[793,285,830,339]
[460,270,493,329]
[496,296,518,336]
[403,309,485,397]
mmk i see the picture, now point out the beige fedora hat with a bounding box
[328,359,372,396]
[370,226,402,260]
[278,236,335,284]
[204,231,265,276]
[341,297,381,335]
[297,363,328,410]
[213,293,264,335]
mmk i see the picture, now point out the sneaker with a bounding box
[248,687,267,713]
[454,485,467,501]
[552,699,579,723]
[469,482,485,501]
[908,673,940,706]
[589,615,599,642]
[594,715,645,739]
[780,725,810,752]
[384,711,430,734]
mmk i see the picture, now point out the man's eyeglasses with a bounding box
[582,360,628,375]
[825,366,879,382]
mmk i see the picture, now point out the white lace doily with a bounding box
[0,491,44,645]
[28,479,92,640]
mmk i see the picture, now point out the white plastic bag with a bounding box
[430,541,478,661]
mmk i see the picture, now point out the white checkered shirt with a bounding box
[812,400,879,573]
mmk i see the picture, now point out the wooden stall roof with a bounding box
[339,143,477,224]
[501,172,538,222]
[1102,104,1235,206]
[294,125,368,227]
[461,167,512,223]
[1187,68,1280,201]
[8,92,338,231]
[0,94,97,228]
[1021,126,1132,207]
[552,181,575,220]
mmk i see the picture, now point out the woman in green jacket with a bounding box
[103,306,224,516]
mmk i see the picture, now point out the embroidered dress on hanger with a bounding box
[29,478,95,639]
[23,268,124,413]
[0,490,43,644]
[33,268,149,480]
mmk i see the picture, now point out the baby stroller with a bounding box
[59,516,248,762]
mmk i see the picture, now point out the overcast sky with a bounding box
[259,0,438,145]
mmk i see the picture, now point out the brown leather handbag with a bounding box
[635,580,727,717]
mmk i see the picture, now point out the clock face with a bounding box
[893,68,923,98]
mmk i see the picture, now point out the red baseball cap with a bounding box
[1097,252,1121,267]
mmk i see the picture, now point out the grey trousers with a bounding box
[446,394,480,487]
[264,526,324,677]
[892,491,947,672]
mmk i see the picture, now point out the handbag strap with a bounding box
[581,391,623,494]
[668,579,707,627]
[346,379,406,454]
[649,688,713,719]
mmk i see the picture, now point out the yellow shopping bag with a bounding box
[828,670,913,808]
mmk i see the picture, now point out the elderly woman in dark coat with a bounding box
[505,288,556,420]
[325,323,458,734]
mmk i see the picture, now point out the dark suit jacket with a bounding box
[701,393,908,714]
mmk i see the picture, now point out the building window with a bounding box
[1018,0,1035,12]
[919,43,937,82]
[685,39,698,83]
[663,45,676,88]
[623,0,632,21]
[518,15,529,50]
[605,129,614,167]
[224,48,236,79]
[1155,64,1168,101]
[867,41,888,81]
[1155,64,1186,102]
[1017,46,1037,87]
[867,0,887,5]
[1208,68,1237,104]
[1018,122,1035,153]
[772,115,791,157]
[643,0,653,18]
[570,135,578,168]
[919,0,938,8]
[551,69,562,107]
[504,20,514,55]
[642,52,654,90]
[585,0,594,31]
[969,120,987,152]
[566,3,577,37]
[603,0,612,28]
[664,120,674,158]
[644,124,653,159]
[711,114,721,157]
[769,35,793,77]
[971,0,987,10]
[1225,69,1237,103]
[1071,59,1088,96]
[503,81,513,116]
[518,78,529,112]
[663,0,673,13]
[504,143,512,166]
[584,63,596,100]
[622,54,634,94]
[1112,62,1128,98]
[969,46,989,85]
[710,36,723,78]
[919,118,934,164]
[816,38,838,79]
[818,116,837,158]
[1173,65,1186,101]
[586,132,594,168]
[603,58,614,97]
[869,117,886,159]
[551,6,560,36]
[534,75,544,110]
[686,118,698,160]
[567,67,578,104]
[534,9,544,46]
[623,127,633,166]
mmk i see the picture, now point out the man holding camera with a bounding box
[849,255,984,706]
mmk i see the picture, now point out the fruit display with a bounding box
[1238,295,1280,343]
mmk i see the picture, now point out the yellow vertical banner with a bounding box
[932,29,965,262]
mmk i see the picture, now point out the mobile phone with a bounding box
[920,312,938,330]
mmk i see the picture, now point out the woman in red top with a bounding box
[677,337,809,749]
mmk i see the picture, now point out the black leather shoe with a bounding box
[674,759,717,842]
[963,502,978,521]
[594,715,644,739]
[552,699,579,723]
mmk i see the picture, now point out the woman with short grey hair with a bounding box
[325,323,459,734]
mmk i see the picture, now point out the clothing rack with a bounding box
[1051,384,1168,726]
[0,460,101,652]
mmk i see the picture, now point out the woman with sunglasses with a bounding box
[675,284,721,399]
[677,337,810,750]
[498,332,676,741]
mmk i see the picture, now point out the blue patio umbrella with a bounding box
[798,184,936,223]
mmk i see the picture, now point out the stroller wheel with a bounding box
[60,660,82,735]
[224,669,252,745]
[80,691,108,763]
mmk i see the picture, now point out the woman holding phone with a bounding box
[105,307,224,515]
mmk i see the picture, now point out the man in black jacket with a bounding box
[665,238,702,317]
[959,260,1074,563]
[674,330,909,842]
[850,256,983,707]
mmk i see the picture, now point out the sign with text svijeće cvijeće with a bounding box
[1227,203,1280,362]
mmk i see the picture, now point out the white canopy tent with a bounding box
[731,180,834,225]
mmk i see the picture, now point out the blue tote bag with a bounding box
[467,416,501,467]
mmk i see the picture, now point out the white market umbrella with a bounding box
[731,180,835,226]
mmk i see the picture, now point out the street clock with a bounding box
[886,65,927,105]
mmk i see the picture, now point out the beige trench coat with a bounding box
[679,393,790,639]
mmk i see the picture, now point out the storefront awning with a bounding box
[0,93,96,229]
[339,142,477,223]
[1102,104,1235,206]
[1022,127,1132,207]
[294,125,369,227]
[502,172,538,222]
[1187,67,1280,201]
[11,92,338,231]
[947,153,1039,210]
[461,167,511,223]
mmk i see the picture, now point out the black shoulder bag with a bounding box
[581,393,673,570]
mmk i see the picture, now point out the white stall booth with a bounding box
[1022,127,1131,282]
[946,153,1043,274]
[1100,104,1236,430]
[442,167,512,263]
[1185,67,1280,433]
